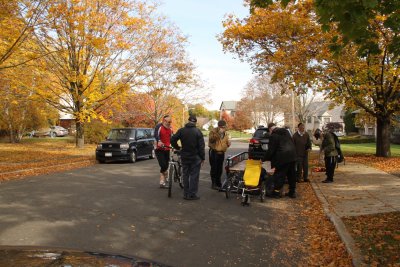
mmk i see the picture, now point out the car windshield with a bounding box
[253,129,269,138]
[107,129,135,140]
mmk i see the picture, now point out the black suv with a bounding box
[248,127,270,160]
[96,128,156,163]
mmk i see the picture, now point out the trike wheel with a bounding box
[225,181,232,199]
[260,181,266,202]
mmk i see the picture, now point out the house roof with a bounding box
[220,101,237,111]
[307,101,344,117]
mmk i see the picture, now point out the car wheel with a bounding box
[129,151,137,163]
[97,159,105,164]
[50,132,56,138]
[149,149,155,159]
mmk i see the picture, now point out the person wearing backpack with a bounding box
[320,127,338,183]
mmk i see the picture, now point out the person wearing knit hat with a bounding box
[170,114,205,200]
[208,119,231,190]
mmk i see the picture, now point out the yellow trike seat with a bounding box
[243,159,262,187]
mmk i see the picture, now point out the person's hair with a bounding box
[163,115,170,120]
[314,128,321,140]
[298,122,304,128]
[267,122,276,129]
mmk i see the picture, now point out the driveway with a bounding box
[0,140,310,266]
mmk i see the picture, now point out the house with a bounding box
[304,101,345,135]
[202,119,218,130]
[352,110,376,136]
[220,101,237,118]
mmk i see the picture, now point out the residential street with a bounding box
[0,140,311,266]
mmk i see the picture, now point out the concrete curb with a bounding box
[311,181,365,267]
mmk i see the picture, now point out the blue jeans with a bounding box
[182,157,202,198]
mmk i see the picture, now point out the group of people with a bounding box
[154,115,230,200]
[154,114,340,201]
[265,122,341,199]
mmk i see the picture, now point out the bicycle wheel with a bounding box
[178,164,184,188]
[167,165,174,198]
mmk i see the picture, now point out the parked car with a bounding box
[50,126,69,137]
[248,126,270,160]
[32,128,51,137]
[32,126,68,137]
[96,128,156,163]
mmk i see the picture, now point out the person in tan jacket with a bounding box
[208,120,231,190]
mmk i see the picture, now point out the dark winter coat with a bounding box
[265,127,296,168]
[170,122,205,162]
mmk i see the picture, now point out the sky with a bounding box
[158,0,254,110]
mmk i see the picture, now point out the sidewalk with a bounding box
[310,162,400,266]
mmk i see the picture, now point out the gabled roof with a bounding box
[220,101,237,111]
[307,101,344,117]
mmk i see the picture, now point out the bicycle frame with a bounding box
[166,148,183,197]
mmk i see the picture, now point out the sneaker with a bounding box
[160,183,170,188]
[322,179,333,183]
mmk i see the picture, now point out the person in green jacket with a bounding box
[321,128,338,183]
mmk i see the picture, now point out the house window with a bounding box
[323,117,330,123]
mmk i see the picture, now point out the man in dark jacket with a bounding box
[171,115,205,200]
[292,123,312,183]
[265,123,297,198]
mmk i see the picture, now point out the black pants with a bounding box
[155,150,170,173]
[325,156,336,181]
[209,149,225,187]
[296,155,309,181]
[272,161,296,193]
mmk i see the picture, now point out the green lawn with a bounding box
[341,143,400,157]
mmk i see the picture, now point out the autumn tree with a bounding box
[239,75,291,129]
[249,0,400,57]
[220,0,399,157]
[31,0,189,148]
[232,103,252,131]
[0,67,57,142]
[0,0,48,70]
[131,24,207,127]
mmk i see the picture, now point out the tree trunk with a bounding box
[376,117,391,157]
[75,121,85,148]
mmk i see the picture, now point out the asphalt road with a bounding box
[0,140,310,266]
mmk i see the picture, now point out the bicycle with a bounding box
[165,147,183,198]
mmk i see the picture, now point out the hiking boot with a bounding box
[322,179,333,183]
[303,179,310,183]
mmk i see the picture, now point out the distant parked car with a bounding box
[33,128,51,137]
[32,126,68,137]
[50,126,69,137]
[248,126,270,160]
[96,128,156,163]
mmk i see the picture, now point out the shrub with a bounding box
[339,135,376,144]
[84,121,123,144]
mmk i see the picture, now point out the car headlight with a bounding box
[120,143,129,149]
[97,144,102,149]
